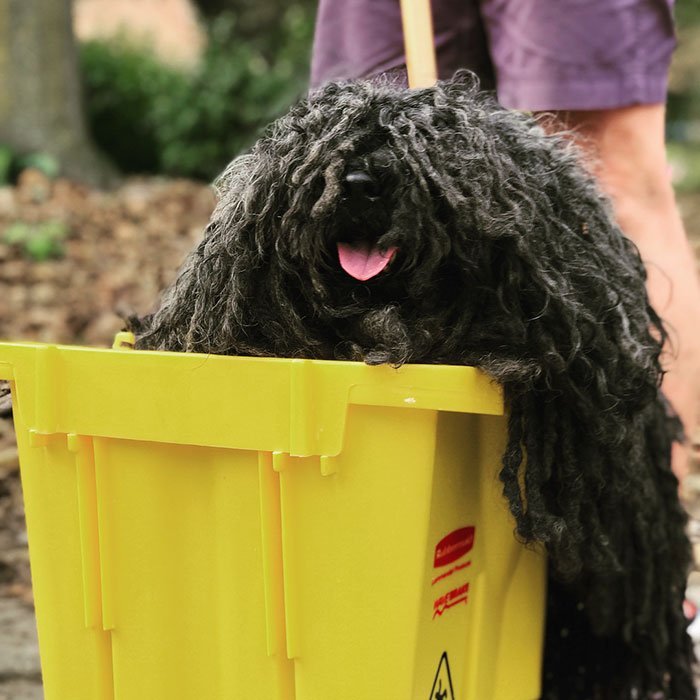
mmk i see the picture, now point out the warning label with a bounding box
[429,652,455,700]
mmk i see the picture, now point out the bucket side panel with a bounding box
[411,411,482,700]
[457,414,546,700]
[93,438,292,700]
[15,426,113,700]
[279,405,438,700]
[476,414,546,700]
[412,412,546,700]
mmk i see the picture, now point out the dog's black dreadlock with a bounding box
[129,72,695,698]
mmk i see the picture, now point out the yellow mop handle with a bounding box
[399,0,438,88]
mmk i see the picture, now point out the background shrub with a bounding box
[80,6,313,181]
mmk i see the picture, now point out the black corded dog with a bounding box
[130,72,695,699]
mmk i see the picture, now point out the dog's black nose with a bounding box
[345,171,379,200]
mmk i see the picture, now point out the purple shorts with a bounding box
[310,0,676,111]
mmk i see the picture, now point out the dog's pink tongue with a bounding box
[337,242,397,281]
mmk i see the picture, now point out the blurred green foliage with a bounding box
[192,0,316,58]
[0,147,60,185]
[3,221,69,261]
[80,6,313,181]
[668,143,700,192]
[668,0,700,126]
[666,1,700,189]
[80,40,187,173]
[16,153,61,179]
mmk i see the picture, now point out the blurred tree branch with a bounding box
[0,0,117,186]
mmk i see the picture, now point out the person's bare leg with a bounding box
[540,104,700,481]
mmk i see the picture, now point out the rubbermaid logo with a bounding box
[433,527,475,568]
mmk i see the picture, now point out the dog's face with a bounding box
[134,71,659,395]
[138,74,655,387]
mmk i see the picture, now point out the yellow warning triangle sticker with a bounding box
[429,652,455,700]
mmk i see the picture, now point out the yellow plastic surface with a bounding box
[0,341,546,700]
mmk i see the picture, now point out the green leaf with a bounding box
[40,220,69,241]
[17,153,60,179]
[24,235,64,262]
[3,222,31,245]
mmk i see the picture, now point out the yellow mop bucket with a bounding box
[0,339,545,700]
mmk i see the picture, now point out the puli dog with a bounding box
[129,72,695,699]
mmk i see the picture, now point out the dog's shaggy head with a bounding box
[131,73,694,698]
